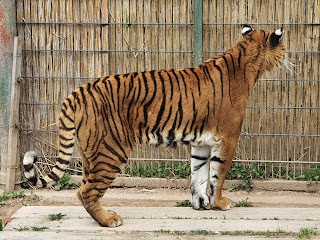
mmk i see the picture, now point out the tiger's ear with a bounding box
[242,24,253,37]
[270,28,283,47]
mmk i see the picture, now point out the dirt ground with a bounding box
[1,186,320,228]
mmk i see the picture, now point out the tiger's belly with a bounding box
[144,131,219,147]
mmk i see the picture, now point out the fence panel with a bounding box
[14,0,319,185]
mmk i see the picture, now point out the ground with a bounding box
[1,186,320,226]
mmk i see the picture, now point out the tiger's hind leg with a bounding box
[77,139,130,227]
[76,146,89,206]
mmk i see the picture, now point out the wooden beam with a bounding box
[6,36,22,190]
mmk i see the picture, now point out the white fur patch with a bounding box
[24,169,35,179]
[242,26,252,35]
[23,151,37,165]
[275,28,282,36]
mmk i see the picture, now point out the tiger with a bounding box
[23,24,286,227]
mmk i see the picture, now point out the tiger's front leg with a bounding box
[209,138,237,210]
[190,145,211,210]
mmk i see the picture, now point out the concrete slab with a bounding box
[2,206,319,240]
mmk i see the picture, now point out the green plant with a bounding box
[298,227,317,239]
[54,173,78,190]
[229,179,253,192]
[31,226,49,231]
[126,161,191,179]
[0,219,3,231]
[48,213,66,221]
[234,198,253,207]
[175,199,192,207]
[296,168,320,185]
[13,225,29,231]
[0,190,25,206]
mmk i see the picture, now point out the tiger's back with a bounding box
[23,25,286,227]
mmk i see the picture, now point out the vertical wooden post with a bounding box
[6,36,22,190]
[193,0,203,66]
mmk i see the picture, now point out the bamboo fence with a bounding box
[9,0,319,184]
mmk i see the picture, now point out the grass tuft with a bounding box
[48,213,66,221]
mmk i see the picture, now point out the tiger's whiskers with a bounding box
[281,56,299,74]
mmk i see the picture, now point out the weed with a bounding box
[175,199,192,207]
[54,173,78,190]
[126,161,191,179]
[48,213,66,221]
[0,190,25,206]
[0,219,3,231]
[229,179,253,192]
[234,198,253,207]
[220,228,291,237]
[31,226,49,231]
[298,227,317,239]
[296,168,320,185]
[14,225,29,231]
[190,229,211,235]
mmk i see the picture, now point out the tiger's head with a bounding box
[240,24,286,72]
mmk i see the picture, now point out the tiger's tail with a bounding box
[23,96,76,188]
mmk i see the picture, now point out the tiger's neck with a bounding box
[226,42,265,92]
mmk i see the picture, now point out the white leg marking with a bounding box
[209,144,222,207]
[190,145,211,210]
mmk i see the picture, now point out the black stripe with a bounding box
[59,117,75,131]
[40,177,47,187]
[59,149,72,156]
[79,86,87,106]
[210,156,225,164]
[189,68,201,95]
[102,140,128,164]
[60,142,74,149]
[24,163,34,172]
[151,71,166,133]
[213,60,224,98]
[155,129,163,146]
[222,55,233,104]
[228,53,236,79]
[57,158,70,165]
[191,155,208,161]
[189,92,198,131]
[29,176,37,186]
[160,105,172,132]
[54,164,66,172]
[177,96,183,129]
[48,171,60,182]
[142,70,157,129]
[66,97,75,112]
[171,70,182,95]
[167,70,174,100]
[91,153,122,173]
[167,110,178,147]
[179,70,189,99]
[59,134,74,141]
[193,161,207,171]
[61,108,74,123]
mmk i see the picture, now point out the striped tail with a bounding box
[23,96,76,188]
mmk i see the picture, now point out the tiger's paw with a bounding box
[212,197,234,211]
[191,192,211,210]
[98,210,123,228]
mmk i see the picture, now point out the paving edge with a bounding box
[71,175,320,192]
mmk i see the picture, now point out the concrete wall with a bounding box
[0,0,16,186]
